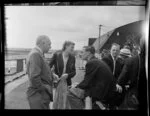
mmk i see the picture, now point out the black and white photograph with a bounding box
[3,1,148,111]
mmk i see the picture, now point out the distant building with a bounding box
[92,30,114,53]
[88,38,97,46]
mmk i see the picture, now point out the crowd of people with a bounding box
[100,43,140,109]
[26,35,145,110]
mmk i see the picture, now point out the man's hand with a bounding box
[125,85,130,90]
[116,84,123,93]
[53,73,60,82]
[51,66,55,73]
[44,84,52,95]
[61,73,68,80]
[71,82,79,88]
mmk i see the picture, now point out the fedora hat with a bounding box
[120,48,131,57]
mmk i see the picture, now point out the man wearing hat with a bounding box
[117,48,132,91]
[116,36,147,110]
[120,48,132,58]
[112,48,132,109]
[118,48,132,66]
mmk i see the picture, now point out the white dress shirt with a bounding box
[62,52,68,74]
[111,54,117,75]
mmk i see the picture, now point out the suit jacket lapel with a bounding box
[58,52,64,75]
[109,54,114,72]
[109,54,113,63]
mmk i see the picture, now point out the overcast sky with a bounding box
[5,6,145,50]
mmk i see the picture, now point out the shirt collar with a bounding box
[111,54,117,61]
[36,46,43,55]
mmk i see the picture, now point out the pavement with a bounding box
[5,80,30,109]
[5,58,85,109]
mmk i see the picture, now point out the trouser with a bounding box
[27,91,51,109]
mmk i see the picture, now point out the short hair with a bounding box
[83,46,95,54]
[62,41,75,51]
[111,43,120,49]
[36,35,50,45]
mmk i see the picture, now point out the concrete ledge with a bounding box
[5,71,26,84]
[5,75,28,95]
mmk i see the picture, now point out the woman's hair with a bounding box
[62,41,75,51]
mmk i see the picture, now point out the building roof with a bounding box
[92,20,145,52]
[88,38,97,46]
[92,30,115,52]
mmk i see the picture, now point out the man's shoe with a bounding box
[95,101,106,110]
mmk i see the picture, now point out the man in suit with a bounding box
[26,35,53,109]
[116,54,140,109]
[102,43,126,109]
[116,48,132,92]
[117,54,140,90]
[102,43,124,81]
[116,36,147,110]
[76,46,116,109]
[49,41,76,87]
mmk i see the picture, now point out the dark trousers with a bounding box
[106,90,126,109]
[27,91,51,109]
[118,88,139,110]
